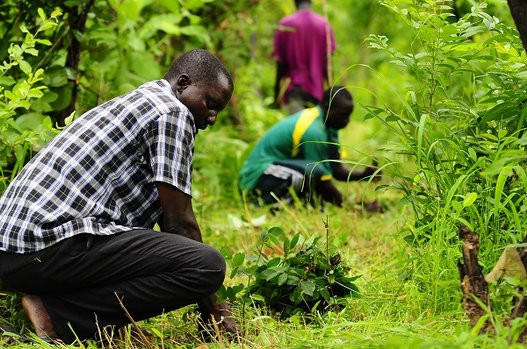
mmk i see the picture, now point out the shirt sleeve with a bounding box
[144,111,194,196]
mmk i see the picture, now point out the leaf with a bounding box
[283,238,290,256]
[485,247,527,283]
[250,294,265,302]
[320,288,331,301]
[149,327,164,339]
[50,9,63,18]
[38,8,47,21]
[451,200,462,212]
[18,60,32,75]
[14,144,27,161]
[35,39,52,46]
[50,85,72,111]
[158,0,180,12]
[494,165,513,216]
[261,268,280,281]
[268,226,284,236]
[300,280,316,297]
[0,76,16,86]
[266,257,281,268]
[63,111,76,127]
[468,147,477,162]
[232,252,245,268]
[27,88,44,99]
[15,113,46,130]
[43,67,69,87]
[179,25,209,44]
[290,233,300,249]
[463,192,478,208]
[25,48,38,56]
[481,103,520,123]
[143,14,182,35]
[39,22,56,32]
[287,274,300,286]
[277,273,288,286]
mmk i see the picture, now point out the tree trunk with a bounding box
[508,0,527,52]
[56,0,95,127]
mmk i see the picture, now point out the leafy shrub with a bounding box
[222,227,360,318]
[0,8,62,192]
[364,0,527,313]
[367,1,527,247]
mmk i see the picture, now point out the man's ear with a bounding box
[175,74,191,92]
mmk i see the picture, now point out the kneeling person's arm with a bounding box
[156,182,202,242]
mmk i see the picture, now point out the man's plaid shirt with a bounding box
[0,80,196,253]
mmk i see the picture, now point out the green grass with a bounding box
[0,115,508,349]
[0,181,449,349]
[1,113,519,349]
[172,191,494,348]
[0,148,521,349]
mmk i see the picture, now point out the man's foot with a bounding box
[21,294,59,340]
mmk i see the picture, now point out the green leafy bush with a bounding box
[222,227,361,318]
[366,0,527,246]
[0,8,62,191]
[364,0,527,314]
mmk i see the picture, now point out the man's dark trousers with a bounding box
[0,229,226,343]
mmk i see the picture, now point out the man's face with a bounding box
[324,98,354,130]
[176,74,232,130]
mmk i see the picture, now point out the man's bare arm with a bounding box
[155,182,239,338]
[156,182,202,242]
[331,161,382,182]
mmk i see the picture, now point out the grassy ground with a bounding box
[142,186,481,349]
[3,180,472,349]
[0,120,520,349]
[185,186,523,349]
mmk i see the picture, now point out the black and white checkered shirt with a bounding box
[0,79,196,253]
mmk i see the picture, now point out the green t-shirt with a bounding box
[239,106,339,191]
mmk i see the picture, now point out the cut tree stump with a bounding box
[458,226,527,342]
[458,226,494,334]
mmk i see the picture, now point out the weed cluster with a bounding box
[220,226,360,319]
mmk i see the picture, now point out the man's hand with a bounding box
[362,160,382,182]
[198,295,240,341]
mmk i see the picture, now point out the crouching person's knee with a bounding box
[200,245,227,294]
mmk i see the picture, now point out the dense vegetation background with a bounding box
[2,0,527,348]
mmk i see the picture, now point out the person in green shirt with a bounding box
[239,86,380,207]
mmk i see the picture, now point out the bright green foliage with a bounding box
[78,0,214,107]
[368,1,527,246]
[0,8,62,191]
[228,226,361,318]
[366,0,527,317]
